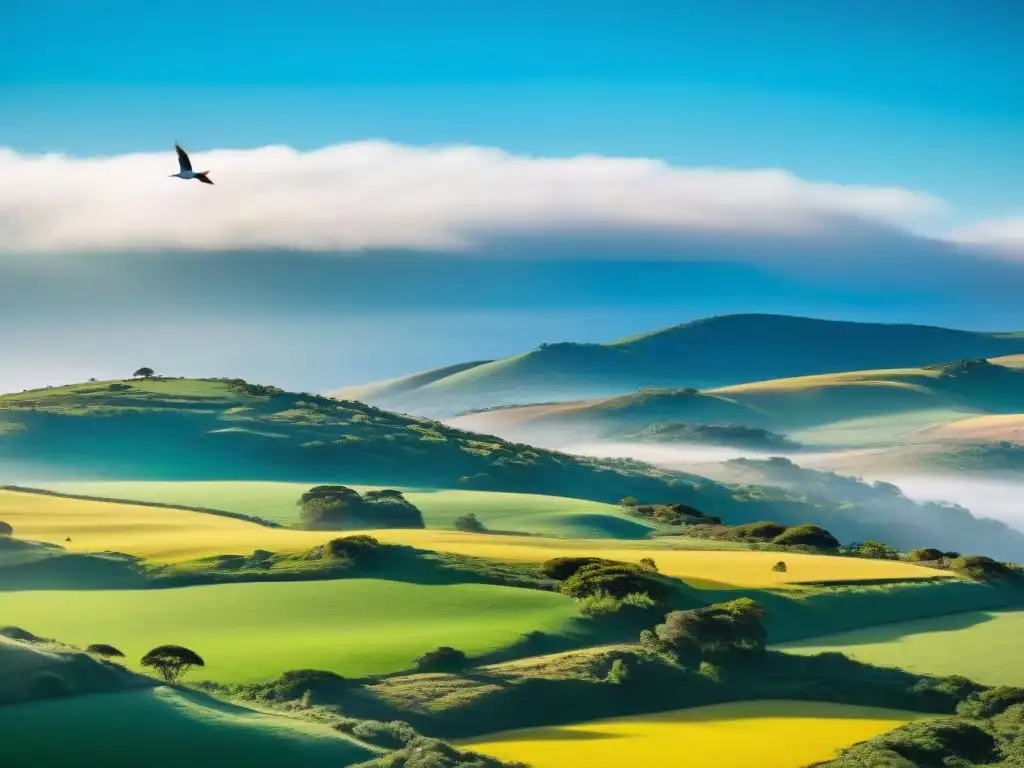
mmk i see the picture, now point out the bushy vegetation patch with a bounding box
[298,486,425,530]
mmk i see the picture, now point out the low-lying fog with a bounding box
[558,440,1024,535]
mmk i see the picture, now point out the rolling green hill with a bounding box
[0,377,702,504]
[0,686,376,767]
[331,314,1024,418]
[5,376,1024,558]
[40,481,661,539]
[450,356,1024,450]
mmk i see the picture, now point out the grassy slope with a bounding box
[0,376,760,511]
[776,609,1024,687]
[0,579,578,683]
[8,377,1014,549]
[0,634,152,705]
[330,314,1024,417]
[0,489,953,588]
[43,480,658,539]
[451,357,1024,446]
[458,701,931,768]
[0,686,374,767]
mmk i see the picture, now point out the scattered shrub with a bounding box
[270,669,355,702]
[318,534,381,564]
[541,557,617,581]
[843,540,901,560]
[0,520,11,537]
[772,561,787,573]
[730,521,787,541]
[619,496,639,508]
[957,686,1024,719]
[773,524,840,550]
[656,598,767,661]
[560,562,669,603]
[949,555,1016,582]
[298,486,424,530]
[349,719,419,749]
[639,557,658,572]
[414,646,468,673]
[906,547,945,562]
[0,626,40,642]
[575,590,623,617]
[454,512,487,533]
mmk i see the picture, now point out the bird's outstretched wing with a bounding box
[175,143,193,172]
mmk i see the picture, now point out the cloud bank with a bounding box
[951,217,1024,255]
[0,140,968,256]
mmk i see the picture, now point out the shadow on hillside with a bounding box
[776,608,1001,649]
[702,579,1024,644]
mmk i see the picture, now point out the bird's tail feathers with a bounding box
[195,172,214,185]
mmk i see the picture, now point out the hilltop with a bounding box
[330,314,1024,417]
[0,377,694,503]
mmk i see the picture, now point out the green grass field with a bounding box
[0,579,578,683]
[45,480,657,538]
[0,686,374,767]
[776,610,1024,687]
[458,700,932,768]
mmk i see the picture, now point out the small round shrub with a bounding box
[453,512,487,533]
[414,646,468,673]
[772,524,840,550]
[906,547,945,562]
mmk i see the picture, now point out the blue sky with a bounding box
[3,0,1023,220]
[1,1,1023,393]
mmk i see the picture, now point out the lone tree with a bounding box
[133,367,155,379]
[772,561,787,573]
[453,512,487,533]
[141,645,205,683]
[0,521,12,538]
[86,644,125,659]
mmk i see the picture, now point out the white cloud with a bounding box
[949,217,1024,257]
[0,140,948,255]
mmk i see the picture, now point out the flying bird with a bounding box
[170,143,214,184]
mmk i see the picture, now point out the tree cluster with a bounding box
[654,598,767,663]
[297,486,425,530]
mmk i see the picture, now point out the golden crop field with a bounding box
[459,700,931,768]
[0,490,953,587]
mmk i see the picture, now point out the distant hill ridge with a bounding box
[330,314,1024,417]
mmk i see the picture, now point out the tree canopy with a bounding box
[133,367,155,378]
[0,521,12,538]
[141,645,205,683]
[453,512,487,533]
[656,598,767,661]
[86,644,125,659]
[297,486,424,530]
